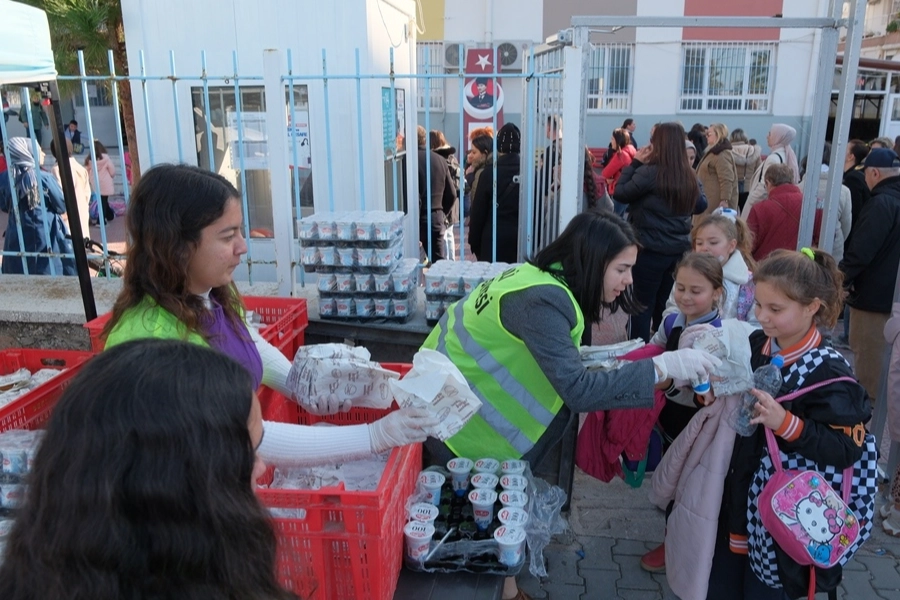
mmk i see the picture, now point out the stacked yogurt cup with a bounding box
[403,458,530,568]
[0,430,43,564]
[299,211,421,321]
[423,261,520,323]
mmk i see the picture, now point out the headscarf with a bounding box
[6,137,41,209]
[768,124,800,184]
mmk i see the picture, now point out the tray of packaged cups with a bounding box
[424,261,520,324]
[403,457,532,575]
[317,258,420,323]
[0,430,43,565]
[298,210,406,274]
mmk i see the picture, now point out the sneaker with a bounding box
[883,507,900,537]
[640,542,666,573]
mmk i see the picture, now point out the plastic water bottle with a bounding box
[729,355,785,436]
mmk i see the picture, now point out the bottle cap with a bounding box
[693,380,711,394]
[770,355,785,368]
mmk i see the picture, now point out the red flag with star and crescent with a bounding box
[462,48,504,142]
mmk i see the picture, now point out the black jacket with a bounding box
[613,161,707,254]
[417,146,456,215]
[840,175,900,313]
[842,167,870,252]
[724,331,870,597]
[469,152,520,262]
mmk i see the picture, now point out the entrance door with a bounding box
[883,94,900,142]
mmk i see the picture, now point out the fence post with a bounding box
[263,49,296,296]
[558,28,589,233]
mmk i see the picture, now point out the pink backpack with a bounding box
[757,377,866,600]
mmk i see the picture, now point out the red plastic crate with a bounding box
[256,362,417,600]
[0,349,93,432]
[83,296,308,358]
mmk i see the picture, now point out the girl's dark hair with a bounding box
[530,211,642,323]
[102,164,245,341]
[93,139,108,157]
[583,146,598,208]
[0,339,296,600]
[675,252,726,309]
[471,134,493,156]
[692,213,757,271]
[647,122,701,214]
[847,139,869,166]
[730,128,748,144]
[611,128,629,151]
[754,249,844,328]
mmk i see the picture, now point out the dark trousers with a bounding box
[630,249,680,342]
[419,210,446,264]
[100,195,114,222]
[707,526,789,600]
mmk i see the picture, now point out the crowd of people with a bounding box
[3,113,900,600]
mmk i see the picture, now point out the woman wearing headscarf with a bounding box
[469,123,521,262]
[741,123,800,218]
[0,137,76,275]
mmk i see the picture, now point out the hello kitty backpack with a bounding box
[753,376,876,600]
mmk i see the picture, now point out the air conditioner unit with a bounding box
[493,41,530,73]
[443,41,472,70]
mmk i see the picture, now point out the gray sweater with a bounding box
[499,284,655,412]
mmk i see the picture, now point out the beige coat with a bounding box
[52,158,91,240]
[731,142,761,191]
[696,142,738,215]
[649,393,740,600]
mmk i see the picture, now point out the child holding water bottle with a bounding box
[656,249,873,599]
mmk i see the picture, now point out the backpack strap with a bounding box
[764,376,859,503]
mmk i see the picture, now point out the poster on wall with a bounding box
[462,49,504,140]
[227,110,268,170]
[287,110,311,168]
[381,87,406,158]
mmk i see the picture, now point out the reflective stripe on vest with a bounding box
[422,264,584,460]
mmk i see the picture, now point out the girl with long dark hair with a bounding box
[0,339,294,600]
[614,122,708,341]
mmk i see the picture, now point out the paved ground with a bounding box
[511,310,900,600]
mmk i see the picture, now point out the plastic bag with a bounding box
[524,475,568,577]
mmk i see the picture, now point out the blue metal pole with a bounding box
[107,50,130,207]
[169,50,185,163]
[232,50,254,283]
[200,51,216,173]
[523,47,537,258]
[79,52,110,276]
[355,49,367,210]
[321,48,336,212]
[139,51,156,166]
[389,47,399,212]
[457,43,465,261]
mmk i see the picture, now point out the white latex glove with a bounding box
[368,407,441,454]
[651,349,721,383]
[292,392,352,416]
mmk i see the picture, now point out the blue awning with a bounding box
[0,0,57,85]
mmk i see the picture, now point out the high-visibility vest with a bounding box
[422,263,584,460]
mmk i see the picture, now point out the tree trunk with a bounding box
[109,14,141,188]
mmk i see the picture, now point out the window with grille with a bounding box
[587,44,633,113]
[416,42,445,112]
[679,43,775,113]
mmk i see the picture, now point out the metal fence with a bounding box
[1,45,572,287]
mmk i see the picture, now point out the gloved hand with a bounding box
[294,392,351,416]
[651,348,721,383]
[368,407,441,454]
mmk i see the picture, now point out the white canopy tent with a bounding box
[0,0,57,85]
[0,0,95,319]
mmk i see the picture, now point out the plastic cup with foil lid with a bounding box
[499,490,528,509]
[468,488,498,531]
[497,506,530,528]
[404,520,435,562]
[408,502,440,523]
[446,457,474,496]
[500,459,528,475]
[494,525,527,566]
[470,472,499,491]
[417,471,446,506]
[499,474,528,492]
[473,458,500,475]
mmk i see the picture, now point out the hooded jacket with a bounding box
[696,139,739,213]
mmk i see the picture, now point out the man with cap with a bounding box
[469,77,494,110]
[840,147,900,401]
[469,123,521,262]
